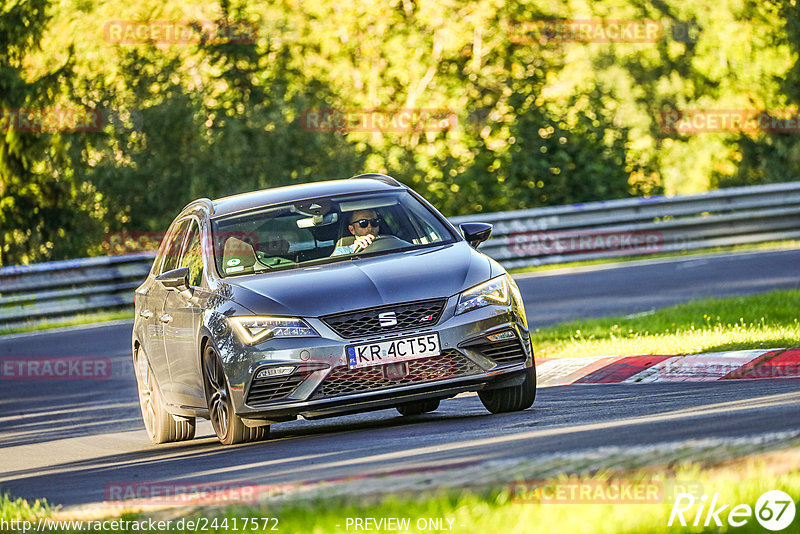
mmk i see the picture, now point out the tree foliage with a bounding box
[0,0,104,265]
[1,0,798,265]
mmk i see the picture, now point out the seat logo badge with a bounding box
[378,312,398,327]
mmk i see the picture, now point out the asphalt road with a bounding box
[1,248,799,508]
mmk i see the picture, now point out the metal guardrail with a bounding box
[2,181,800,330]
[0,253,155,330]
[450,181,800,269]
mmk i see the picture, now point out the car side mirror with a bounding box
[460,223,493,248]
[156,266,190,292]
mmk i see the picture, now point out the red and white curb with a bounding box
[534,348,800,387]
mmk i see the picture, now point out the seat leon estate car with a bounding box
[132,174,535,445]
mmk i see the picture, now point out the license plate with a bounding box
[346,333,441,369]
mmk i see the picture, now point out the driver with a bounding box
[332,209,381,255]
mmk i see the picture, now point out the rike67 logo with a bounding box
[668,490,796,531]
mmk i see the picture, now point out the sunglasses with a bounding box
[351,217,381,228]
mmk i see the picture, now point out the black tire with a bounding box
[478,365,537,414]
[134,348,196,444]
[202,344,270,445]
[396,398,440,416]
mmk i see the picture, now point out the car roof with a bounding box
[208,177,404,218]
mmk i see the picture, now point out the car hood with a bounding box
[226,242,495,317]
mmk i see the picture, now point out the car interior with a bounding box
[214,192,451,276]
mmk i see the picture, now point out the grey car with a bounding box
[132,174,535,445]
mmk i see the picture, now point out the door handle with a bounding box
[140,310,153,320]
[159,314,173,324]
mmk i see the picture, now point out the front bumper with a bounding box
[244,365,530,423]
[216,295,532,422]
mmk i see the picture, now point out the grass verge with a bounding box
[2,451,798,532]
[221,461,796,534]
[533,289,800,359]
[0,493,51,521]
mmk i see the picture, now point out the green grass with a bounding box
[0,310,134,336]
[0,493,51,521]
[224,466,798,534]
[509,240,800,274]
[2,459,798,532]
[533,289,800,359]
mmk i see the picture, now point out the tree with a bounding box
[0,0,102,265]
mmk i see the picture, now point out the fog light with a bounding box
[256,366,295,379]
[487,331,516,342]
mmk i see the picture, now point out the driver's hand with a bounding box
[353,234,375,250]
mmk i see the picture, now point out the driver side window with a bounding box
[159,219,191,275]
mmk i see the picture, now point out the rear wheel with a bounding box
[396,398,440,416]
[134,348,196,444]
[478,366,536,414]
[202,344,270,445]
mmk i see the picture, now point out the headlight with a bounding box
[229,316,319,345]
[507,275,527,328]
[455,275,511,315]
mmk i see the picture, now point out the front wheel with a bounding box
[478,366,536,414]
[202,344,269,445]
[133,348,195,444]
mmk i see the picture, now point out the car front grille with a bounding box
[245,369,314,407]
[310,350,482,399]
[320,298,447,339]
[475,339,528,365]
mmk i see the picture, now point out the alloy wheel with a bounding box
[204,346,230,440]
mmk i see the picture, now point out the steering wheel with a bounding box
[356,235,409,253]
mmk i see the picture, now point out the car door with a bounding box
[161,216,207,409]
[147,218,192,402]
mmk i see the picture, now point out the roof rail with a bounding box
[349,173,403,187]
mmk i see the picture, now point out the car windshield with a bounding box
[210,190,456,277]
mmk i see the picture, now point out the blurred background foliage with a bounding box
[1,0,799,265]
